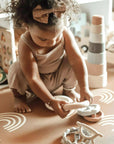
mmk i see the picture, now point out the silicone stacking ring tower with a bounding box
[87,15,107,88]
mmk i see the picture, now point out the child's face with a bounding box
[28,20,64,47]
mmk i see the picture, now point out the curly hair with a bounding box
[7,0,80,27]
[7,0,58,27]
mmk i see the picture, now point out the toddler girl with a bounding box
[8,0,93,118]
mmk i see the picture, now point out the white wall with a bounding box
[80,0,113,26]
[0,0,11,10]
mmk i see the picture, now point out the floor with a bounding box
[0,68,114,144]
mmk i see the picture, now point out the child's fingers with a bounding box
[58,108,69,118]
[89,95,94,104]
[80,95,93,104]
[80,96,85,102]
[55,101,70,118]
[85,93,94,104]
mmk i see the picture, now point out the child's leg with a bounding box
[58,54,80,102]
[60,56,80,101]
[40,54,80,102]
[8,62,31,113]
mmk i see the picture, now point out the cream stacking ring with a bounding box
[87,51,106,65]
[88,73,107,88]
[90,24,104,34]
[89,33,105,43]
[63,100,89,111]
[86,61,106,76]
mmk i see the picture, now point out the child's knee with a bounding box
[12,88,26,101]
[8,61,28,95]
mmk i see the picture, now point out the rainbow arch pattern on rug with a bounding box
[0,112,27,132]
[91,89,114,104]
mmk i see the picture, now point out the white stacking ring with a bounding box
[77,104,101,116]
[89,33,105,43]
[88,73,107,88]
[90,24,105,34]
[87,51,106,65]
[86,61,106,76]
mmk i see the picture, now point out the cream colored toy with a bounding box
[45,95,89,118]
[61,121,103,144]
[63,100,89,111]
[77,104,104,122]
[45,95,103,122]
[45,95,75,117]
[45,95,89,111]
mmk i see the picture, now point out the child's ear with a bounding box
[22,23,29,30]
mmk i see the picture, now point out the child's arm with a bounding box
[18,39,69,118]
[63,28,93,103]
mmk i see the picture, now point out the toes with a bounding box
[14,105,31,113]
[19,106,31,113]
[25,106,32,113]
[20,107,26,113]
[14,107,18,113]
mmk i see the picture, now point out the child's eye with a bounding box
[38,37,47,41]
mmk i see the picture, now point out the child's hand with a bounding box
[50,99,70,118]
[80,87,93,104]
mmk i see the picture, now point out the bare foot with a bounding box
[63,89,80,102]
[14,98,32,113]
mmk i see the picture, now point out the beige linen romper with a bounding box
[8,32,77,95]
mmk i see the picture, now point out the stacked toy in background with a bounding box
[86,15,107,88]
